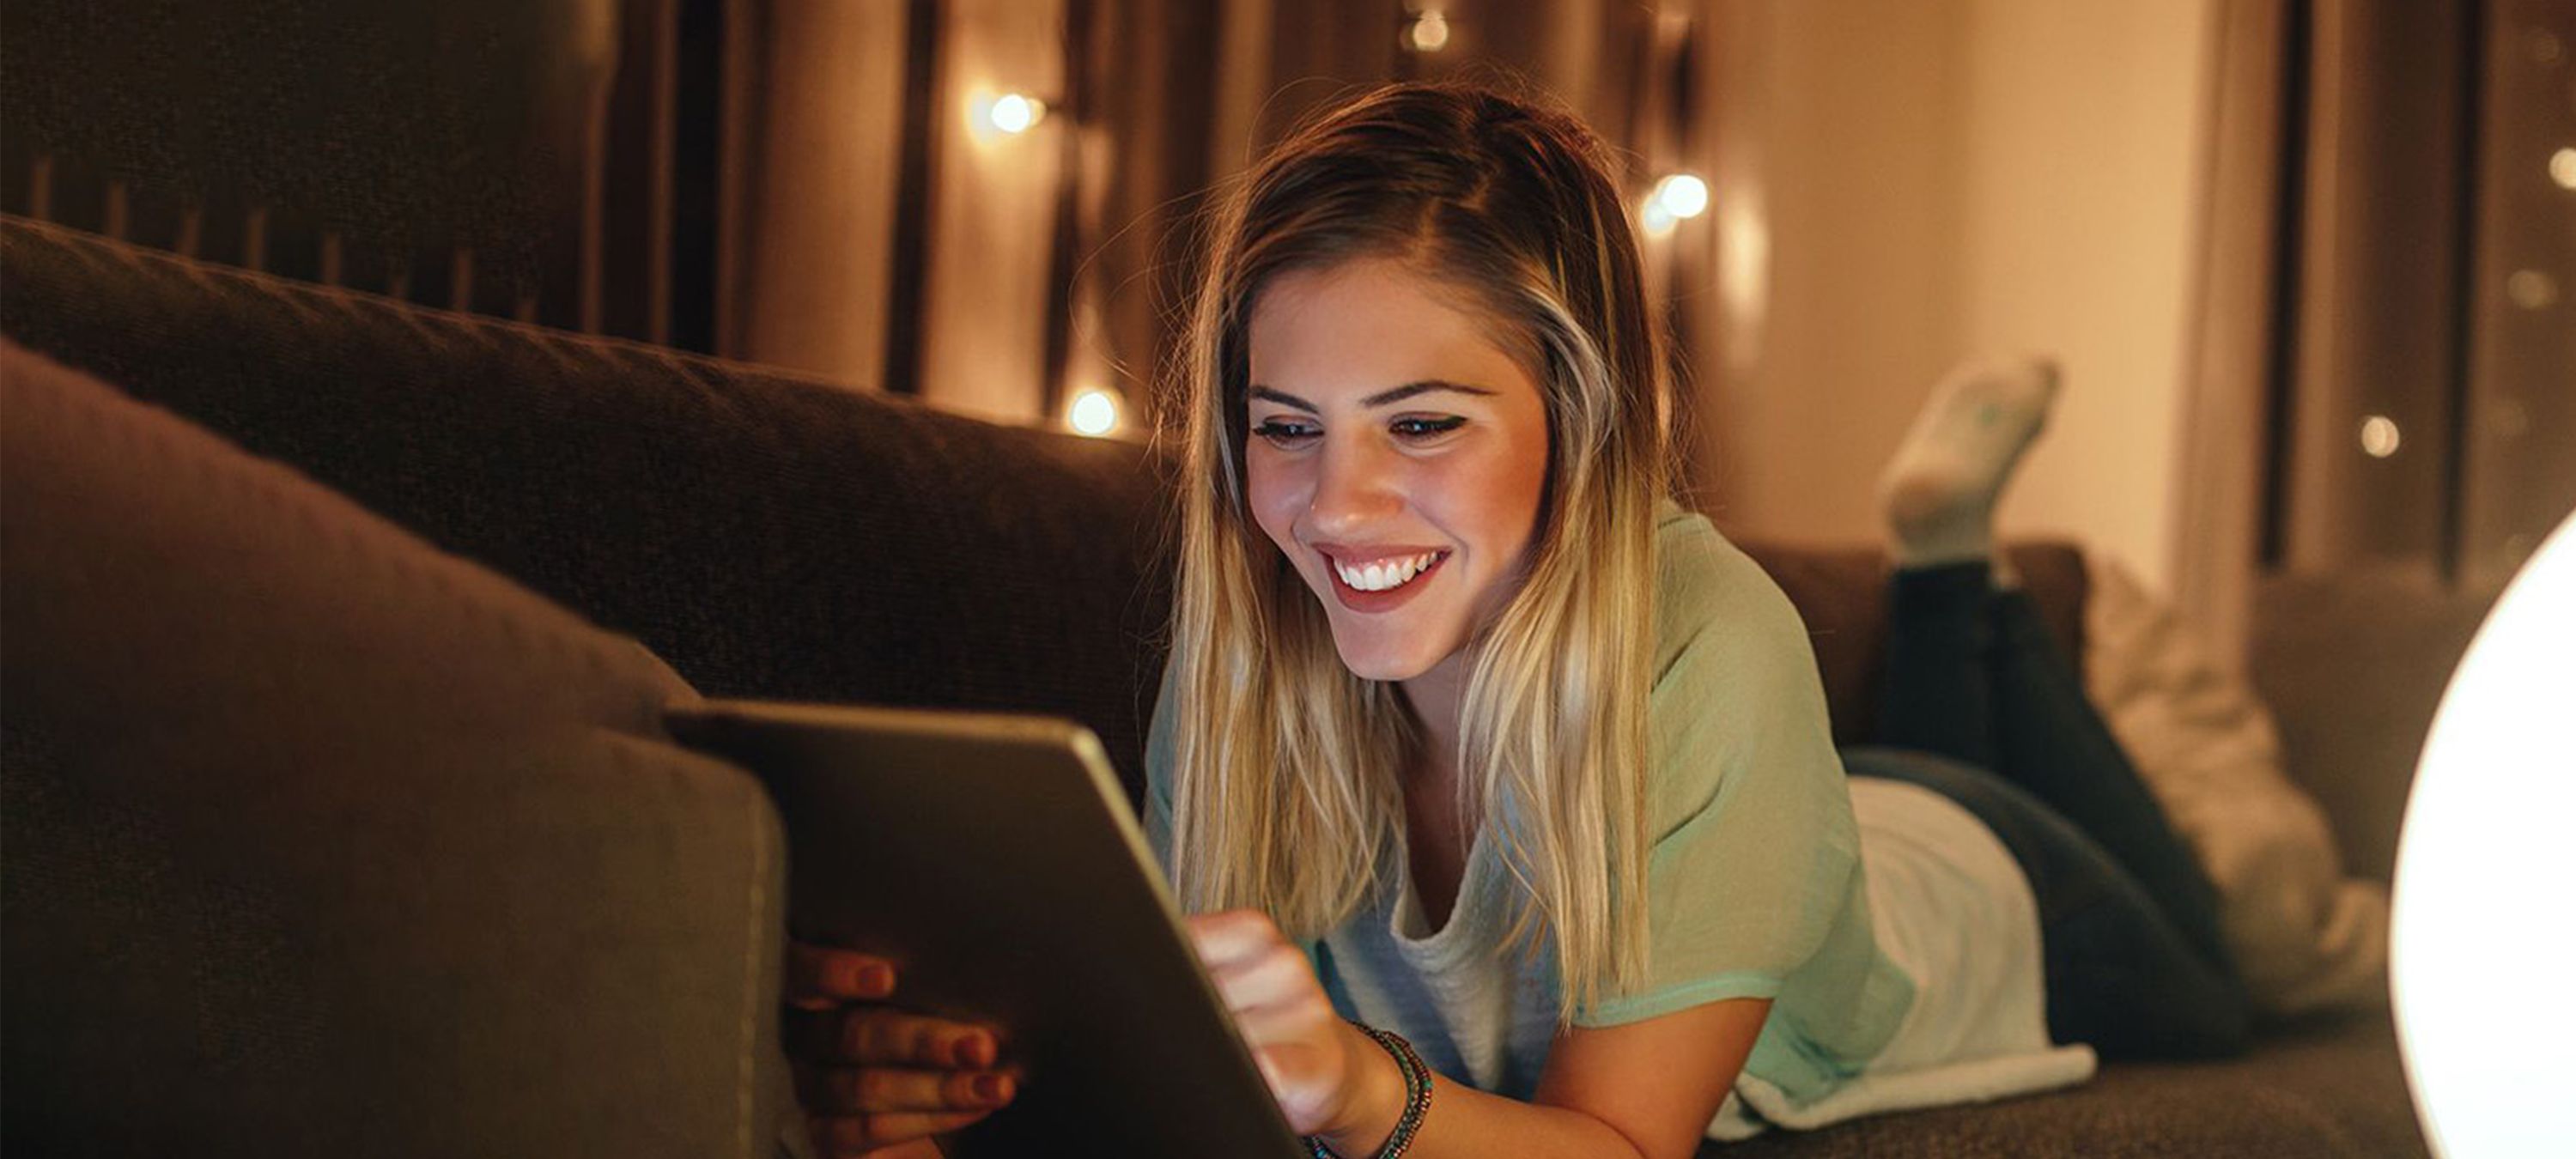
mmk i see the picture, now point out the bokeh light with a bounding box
[1069,387,1121,437]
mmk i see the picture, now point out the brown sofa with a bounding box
[0,215,2431,1156]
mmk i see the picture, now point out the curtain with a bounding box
[721,0,1715,461]
[2179,0,2575,660]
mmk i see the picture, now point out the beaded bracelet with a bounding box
[1305,1022,1433,1159]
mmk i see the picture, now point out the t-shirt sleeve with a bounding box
[1573,531,1862,1027]
[1143,656,1180,879]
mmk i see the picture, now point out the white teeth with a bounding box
[1334,551,1443,592]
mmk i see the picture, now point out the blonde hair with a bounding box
[1162,82,1673,1021]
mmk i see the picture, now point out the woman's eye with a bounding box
[1392,416,1468,440]
[1251,419,1319,446]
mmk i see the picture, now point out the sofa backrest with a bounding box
[2250,567,2494,883]
[2,214,1181,798]
[0,215,2091,795]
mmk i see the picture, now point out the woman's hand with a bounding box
[781,940,1019,1157]
[1185,910,1402,1150]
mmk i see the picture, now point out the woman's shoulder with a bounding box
[1641,497,1844,837]
[1650,497,1820,679]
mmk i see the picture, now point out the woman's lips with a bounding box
[1324,549,1449,614]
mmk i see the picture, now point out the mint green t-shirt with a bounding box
[1144,500,1914,1106]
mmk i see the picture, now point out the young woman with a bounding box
[782,82,2244,1158]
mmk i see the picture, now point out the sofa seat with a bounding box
[1722,1010,2419,1157]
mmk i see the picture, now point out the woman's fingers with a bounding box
[778,943,1019,1152]
[789,1004,1002,1068]
[797,1065,1018,1114]
[827,1140,945,1159]
[786,942,899,1006]
[1205,942,1318,1012]
[810,1110,993,1156]
[841,1008,999,1068]
[1188,911,1327,1022]
[1185,908,1286,970]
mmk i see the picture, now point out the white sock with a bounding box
[1878,357,2061,568]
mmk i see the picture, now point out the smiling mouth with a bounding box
[1327,549,1448,592]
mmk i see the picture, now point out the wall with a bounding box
[1704,0,2218,590]
[1698,0,1966,543]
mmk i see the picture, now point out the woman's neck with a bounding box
[1399,650,1471,791]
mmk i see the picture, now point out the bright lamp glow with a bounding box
[1405,11,1451,52]
[1068,388,1121,437]
[2391,507,2576,1157]
[1641,173,1710,236]
[976,92,1047,136]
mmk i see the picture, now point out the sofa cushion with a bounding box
[2084,554,2390,1016]
[1,340,792,1156]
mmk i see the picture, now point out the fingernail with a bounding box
[855,964,894,996]
[974,1073,1010,1103]
[961,1034,993,1068]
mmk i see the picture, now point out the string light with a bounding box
[1405,10,1451,53]
[973,91,1048,136]
[2507,270,2561,310]
[1069,387,1121,437]
[1640,173,1710,235]
[2361,415,2403,458]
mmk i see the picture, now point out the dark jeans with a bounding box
[1850,561,2250,1060]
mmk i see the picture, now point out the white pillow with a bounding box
[2081,553,2389,1016]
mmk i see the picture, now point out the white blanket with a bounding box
[1709,778,2096,1139]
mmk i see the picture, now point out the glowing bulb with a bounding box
[2550,147,2576,191]
[979,92,1047,136]
[1405,11,1450,52]
[1652,173,1710,221]
[2361,415,2403,458]
[1068,388,1120,437]
[1642,173,1710,235]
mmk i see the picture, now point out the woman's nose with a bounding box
[1307,439,1402,529]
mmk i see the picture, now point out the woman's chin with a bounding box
[1327,634,1440,683]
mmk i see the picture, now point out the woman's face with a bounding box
[1243,258,1552,683]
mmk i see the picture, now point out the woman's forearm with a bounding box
[1403,1079,1652,1159]
[1315,1039,1651,1159]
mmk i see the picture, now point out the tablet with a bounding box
[665,698,1311,1159]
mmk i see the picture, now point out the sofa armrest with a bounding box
[2,341,794,1156]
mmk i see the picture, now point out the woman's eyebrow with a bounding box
[1248,380,1500,414]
